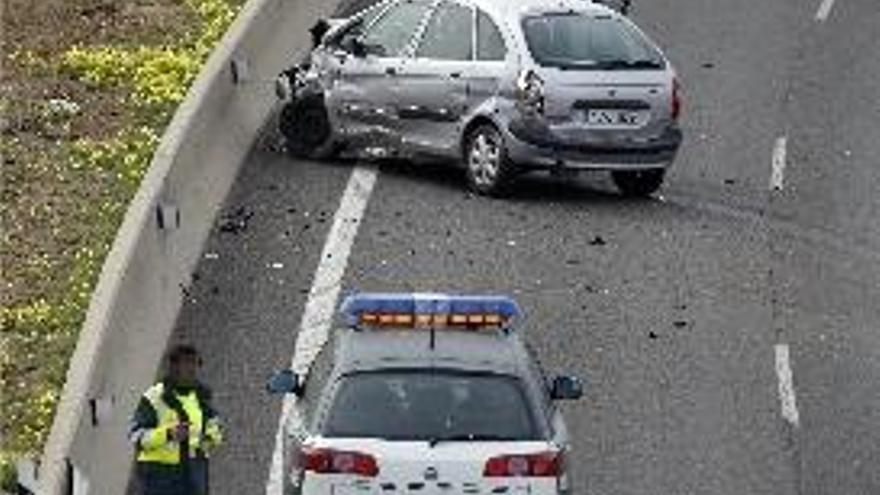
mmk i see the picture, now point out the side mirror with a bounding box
[309,19,331,48]
[267,369,304,397]
[550,375,583,400]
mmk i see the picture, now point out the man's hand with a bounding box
[167,422,190,443]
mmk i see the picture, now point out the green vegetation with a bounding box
[1,0,243,488]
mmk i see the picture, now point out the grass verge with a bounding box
[0,0,244,487]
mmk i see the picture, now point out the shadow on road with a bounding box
[372,157,664,207]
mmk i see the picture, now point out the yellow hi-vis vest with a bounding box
[136,383,222,464]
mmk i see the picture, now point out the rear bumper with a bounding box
[505,118,682,171]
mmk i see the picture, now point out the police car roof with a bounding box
[336,329,527,376]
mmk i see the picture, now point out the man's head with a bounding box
[168,344,200,388]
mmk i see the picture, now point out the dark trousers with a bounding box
[136,458,208,495]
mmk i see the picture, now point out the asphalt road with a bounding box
[168,0,880,493]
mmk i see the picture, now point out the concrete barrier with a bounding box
[38,0,335,492]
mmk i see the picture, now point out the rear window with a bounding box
[322,371,540,441]
[523,13,664,70]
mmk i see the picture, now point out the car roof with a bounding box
[336,329,529,377]
[346,0,615,23]
[467,0,616,24]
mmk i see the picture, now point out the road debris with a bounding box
[219,206,254,234]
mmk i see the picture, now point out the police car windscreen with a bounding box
[523,13,663,70]
[322,371,540,441]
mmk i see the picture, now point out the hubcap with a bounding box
[468,132,500,187]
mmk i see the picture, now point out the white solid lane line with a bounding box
[770,136,788,191]
[815,0,836,21]
[265,165,379,495]
[775,344,801,428]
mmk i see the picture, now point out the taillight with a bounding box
[671,77,682,120]
[301,448,379,477]
[516,69,545,115]
[484,451,562,477]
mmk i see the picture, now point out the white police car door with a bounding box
[394,0,473,158]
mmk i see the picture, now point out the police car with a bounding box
[268,293,584,495]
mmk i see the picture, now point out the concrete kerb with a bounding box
[37,0,331,492]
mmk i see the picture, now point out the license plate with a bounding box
[585,109,645,127]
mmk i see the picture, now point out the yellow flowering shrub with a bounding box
[61,0,240,111]
[61,45,137,88]
[70,127,160,190]
[1,247,104,467]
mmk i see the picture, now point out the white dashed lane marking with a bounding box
[265,165,379,495]
[816,0,836,21]
[770,136,788,191]
[775,344,801,428]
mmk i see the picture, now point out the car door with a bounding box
[326,0,433,155]
[394,0,474,158]
[465,8,509,111]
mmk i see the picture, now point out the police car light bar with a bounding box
[340,293,521,331]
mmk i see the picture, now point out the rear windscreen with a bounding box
[322,371,540,441]
[523,13,664,69]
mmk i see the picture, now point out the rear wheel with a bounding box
[612,169,665,197]
[279,95,334,159]
[464,124,516,196]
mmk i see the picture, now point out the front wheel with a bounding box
[279,96,334,159]
[464,124,516,196]
[611,169,666,197]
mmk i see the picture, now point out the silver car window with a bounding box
[327,4,391,49]
[361,0,432,57]
[415,2,474,61]
[477,9,506,61]
[523,13,663,69]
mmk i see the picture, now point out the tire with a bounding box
[279,95,334,159]
[612,169,666,197]
[463,124,516,196]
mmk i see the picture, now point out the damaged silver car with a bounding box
[277,0,682,196]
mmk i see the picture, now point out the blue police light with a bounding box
[340,293,522,329]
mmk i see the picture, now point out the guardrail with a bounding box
[37,0,333,492]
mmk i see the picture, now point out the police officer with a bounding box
[129,344,223,495]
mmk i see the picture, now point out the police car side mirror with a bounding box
[266,369,304,397]
[550,375,583,400]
